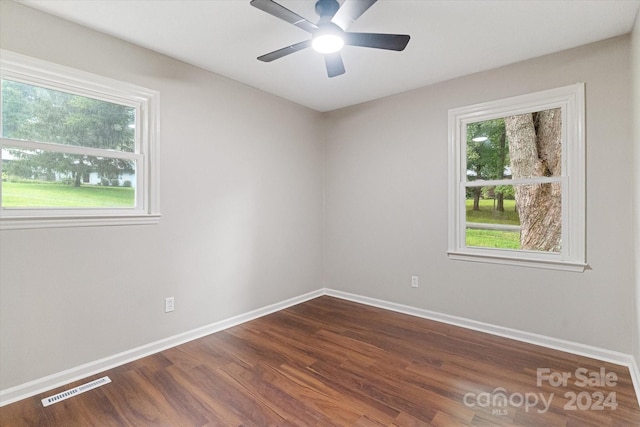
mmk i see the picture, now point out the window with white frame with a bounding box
[0,50,160,230]
[447,84,586,271]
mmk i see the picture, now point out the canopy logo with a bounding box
[463,388,553,415]
[463,367,618,416]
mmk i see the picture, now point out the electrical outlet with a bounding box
[411,276,419,288]
[165,297,175,313]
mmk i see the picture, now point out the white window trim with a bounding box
[447,83,586,272]
[0,50,160,230]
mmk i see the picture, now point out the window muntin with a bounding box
[448,84,585,271]
[0,50,159,229]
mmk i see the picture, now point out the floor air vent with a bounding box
[42,376,111,407]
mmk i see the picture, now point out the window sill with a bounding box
[447,250,588,272]
[0,213,161,230]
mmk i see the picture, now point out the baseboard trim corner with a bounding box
[0,288,323,407]
[324,288,640,407]
[629,357,640,409]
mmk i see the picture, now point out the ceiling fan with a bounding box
[250,0,410,78]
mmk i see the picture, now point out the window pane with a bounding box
[1,79,135,152]
[466,108,562,181]
[465,184,561,252]
[1,147,135,208]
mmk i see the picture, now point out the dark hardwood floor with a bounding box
[2,296,639,426]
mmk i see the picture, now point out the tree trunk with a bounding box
[74,171,81,187]
[496,131,507,212]
[504,109,562,252]
[473,189,481,211]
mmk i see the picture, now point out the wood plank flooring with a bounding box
[1,296,639,426]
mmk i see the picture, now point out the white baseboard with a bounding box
[629,358,640,408]
[324,288,640,408]
[0,289,323,407]
[2,287,639,409]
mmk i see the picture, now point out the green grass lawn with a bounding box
[465,198,521,249]
[465,198,520,225]
[2,181,134,208]
[466,229,521,249]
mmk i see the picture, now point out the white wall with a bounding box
[323,36,634,353]
[632,11,640,369]
[0,1,323,390]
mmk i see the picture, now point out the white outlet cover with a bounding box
[165,297,174,312]
[411,276,419,288]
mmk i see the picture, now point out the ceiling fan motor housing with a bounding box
[316,0,340,21]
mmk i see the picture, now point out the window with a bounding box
[0,50,159,229]
[448,84,586,271]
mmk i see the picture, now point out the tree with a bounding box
[2,80,135,186]
[494,129,507,211]
[504,109,562,252]
[466,119,508,210]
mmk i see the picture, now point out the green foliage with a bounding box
[466,118,509,181]
[495,185,515,199]
[3,156,35,179]
[481,186,493,199]
[479,185,516,200]
[1,79,135,185]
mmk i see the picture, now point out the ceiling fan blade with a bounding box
[344,33,410,51]
[331,0,377,31]
[324,53,346,78]
[250,0,318,33]
[257,40,311,62]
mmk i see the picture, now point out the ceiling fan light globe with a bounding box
[312,33,344,53]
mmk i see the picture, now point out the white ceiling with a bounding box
[18,0,640,112]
